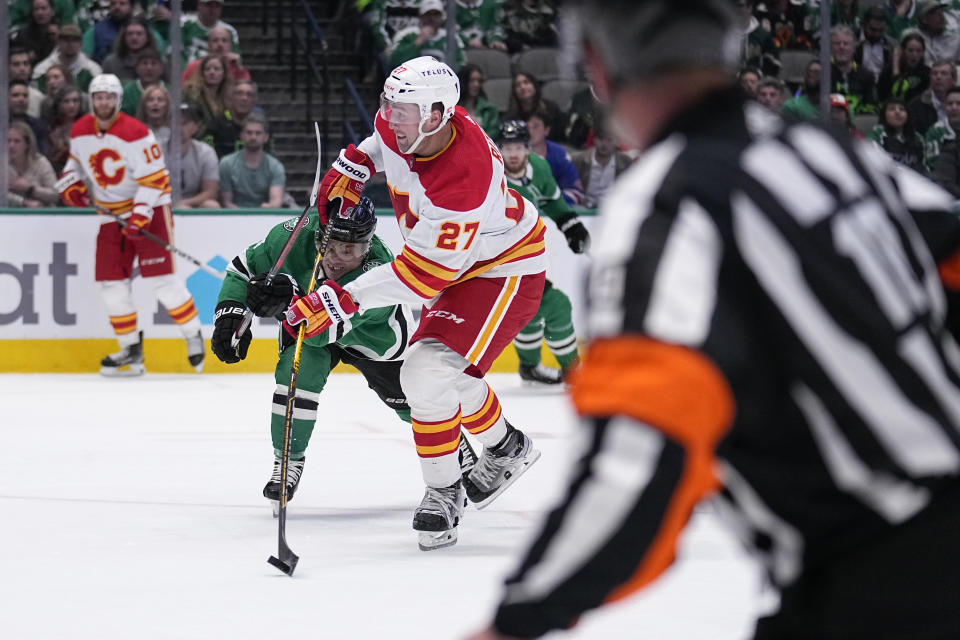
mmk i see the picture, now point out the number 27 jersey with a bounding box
[346,106,548,310]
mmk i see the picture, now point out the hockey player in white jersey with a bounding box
[57,74,204,375]
[284,56,546,550]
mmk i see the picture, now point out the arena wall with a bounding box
[0,208,594,373]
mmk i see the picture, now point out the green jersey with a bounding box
[218,214,409,360]
[924,120,956,174]
[505,152,574,223]
[389,27,466,71]
[181,19,240,63]
[219,214,413,458]
[456,0,505,47]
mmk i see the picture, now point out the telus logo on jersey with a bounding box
[425,310,466,324]
[89,148,126,188]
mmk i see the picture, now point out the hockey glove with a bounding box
[247,273,302,318]
[317,145,374,225]
[211,301,252,364]
[283,280,358,341]
[558,213,590,254]
[120,205,152,240]
[55,171,91,208]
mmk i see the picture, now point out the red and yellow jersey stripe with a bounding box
[109,312,138,335]
[461,384,502,436]
[392,246,460,299]
[455,218,547,283]
[136,168,171,194]
[95,198,135,214]
[412,410,462,458]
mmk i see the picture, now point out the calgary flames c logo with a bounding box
[89,148,125,188]
[388,184,417,230]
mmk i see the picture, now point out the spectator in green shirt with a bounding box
[9,0,75,27]
[219,114,285,208]
[120,48,167,116]
[181,0,240,63]
[782,59,823,121]
[389,0,465,71]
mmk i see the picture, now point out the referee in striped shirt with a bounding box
[469,1,960,638]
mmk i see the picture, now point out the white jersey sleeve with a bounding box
[344,108,548,311]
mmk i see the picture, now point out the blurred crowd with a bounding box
[735,0,960,196]
[6,0,286,209]
[16,0,960,210]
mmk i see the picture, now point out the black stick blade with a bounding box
[267,552,299,576]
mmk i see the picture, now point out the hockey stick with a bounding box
[267,211,335,577]
[95,205,225,280]
[231,122,324,354]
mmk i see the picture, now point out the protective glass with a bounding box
[379,93,421,125]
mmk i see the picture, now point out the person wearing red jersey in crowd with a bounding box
[56,73,205,376]
[277,56,547,551]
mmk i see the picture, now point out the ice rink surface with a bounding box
[0,373,766,639]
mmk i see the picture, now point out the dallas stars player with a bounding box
[211,198,417,509]
[498,120,589,384]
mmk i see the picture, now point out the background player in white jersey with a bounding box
[56,74,204,376]
[284,56,546,551]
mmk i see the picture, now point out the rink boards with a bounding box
[0,208,594,372]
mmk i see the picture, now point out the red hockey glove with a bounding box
[55,172,91,208]
[120,204,152,240]
[283,280,359,341]
[317,144,375,225]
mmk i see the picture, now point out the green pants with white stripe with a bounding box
[271,339,411,459]
[512,281,579,372]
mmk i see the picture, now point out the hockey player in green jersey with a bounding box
[498,120,590,384]
[210,197,419,510]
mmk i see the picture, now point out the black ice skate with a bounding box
[185,330,205,373]
[412,481,466,551]
[519,363,563,385]
[263,456,305,517]
[463,424,540,510]
[100,331,145,377]
[458,431,478,478]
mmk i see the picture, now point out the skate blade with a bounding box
[474,448,542,510]
[521,377,562,386]
[270,500,279,518]
[417,528,458,551]
[100,363,145,377]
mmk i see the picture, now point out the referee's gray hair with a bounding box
[567,0,740,84]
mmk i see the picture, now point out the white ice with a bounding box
[0,373,765,639]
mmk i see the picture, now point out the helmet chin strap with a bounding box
[404,114,447,156]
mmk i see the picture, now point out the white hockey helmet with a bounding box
[380,56,460,154]
[89,73,124,117]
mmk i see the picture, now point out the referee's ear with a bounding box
[582,40,613,104]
